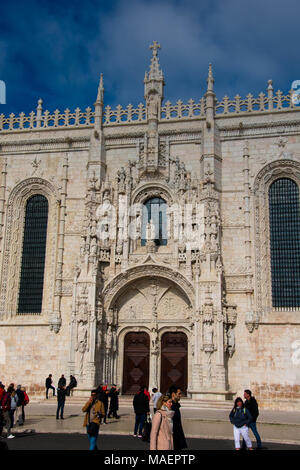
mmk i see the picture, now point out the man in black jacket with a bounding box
[45,374,56,399]
[133,386,150,437]
[169,386,187,451]
[108,385,120,419]
[56,386,67,420]
[243,389,262,449]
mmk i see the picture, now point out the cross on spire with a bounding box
[150,41,161,57]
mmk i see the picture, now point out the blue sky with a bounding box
[0,0,300,116]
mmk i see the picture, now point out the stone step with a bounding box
[41,395,232,410]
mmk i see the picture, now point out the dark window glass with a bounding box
[141,197,167,246]
[17,195,49,314]
[269,178,300,308]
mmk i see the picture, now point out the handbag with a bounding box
[87,403,100,437]
[87,421,99,437]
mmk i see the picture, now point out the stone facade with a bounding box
[0,43,300,409]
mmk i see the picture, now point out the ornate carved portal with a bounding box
[160,332,188,395]
[122,332,150,394]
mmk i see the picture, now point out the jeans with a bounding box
[134,413,146,435]
[249,421,262,448]
[46,386,56,398]
[86,425,99,450]
[233,425,252,449]
[56,402,65,419]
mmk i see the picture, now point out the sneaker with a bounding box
[7,435,15,439]
[137,434,142,438]
[133,434,137,437]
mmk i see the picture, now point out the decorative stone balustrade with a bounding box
[0,87,297,133]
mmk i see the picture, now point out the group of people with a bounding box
[133,385,187,451]
[229,389,262,450]
[82,384,262,451]
[45,374,78,420]
[0,381,29,439]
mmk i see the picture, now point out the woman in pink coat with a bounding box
[150,394,174,450]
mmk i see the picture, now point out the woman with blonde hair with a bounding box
[150,394,174,450]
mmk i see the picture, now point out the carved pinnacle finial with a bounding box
[150,40,161,57]
[96,73,104,104]
[207,63,214,92]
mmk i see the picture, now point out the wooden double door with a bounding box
[122,331,187,395]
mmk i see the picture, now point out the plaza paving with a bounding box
[7,398,300,446]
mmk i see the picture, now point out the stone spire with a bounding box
[144,41,165,104]
[94,74,104,129]
[205,63,215,123]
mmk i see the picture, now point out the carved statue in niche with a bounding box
[77,320,88,377]
[227,326,235,358]
[106,324,113,350]
[148,93,159,120]
[150,323,159,354]
[128,305,136,319]
[146,220,156,241]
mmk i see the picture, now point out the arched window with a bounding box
[17,195,49,314]
[269,178,300,308]
[141,197,167,246]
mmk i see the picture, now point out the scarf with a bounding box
[161,405,175,433]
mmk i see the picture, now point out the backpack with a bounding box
[22,391,29,406]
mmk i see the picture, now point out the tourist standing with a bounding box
[151,388,162,414]
[1,385,14,438]
[150,394,174,450]
[15,385,24,425]
[229,397,253,450]
[20,387,29,424]
[10,387,18,429]
[82,389,105,451]
[243,389,262,449]
[108,385,120,419]
[133,385,150,437]
[169,386,187,451]
[99,385,109,424]
[56,385,67,419]
[45,374,56,399]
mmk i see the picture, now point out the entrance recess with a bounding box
[122,332,150,394]
[160,332,188,395]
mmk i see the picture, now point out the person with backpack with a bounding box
[229,397,253,450]
[150,394,174,450]
[133,385,150,438]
